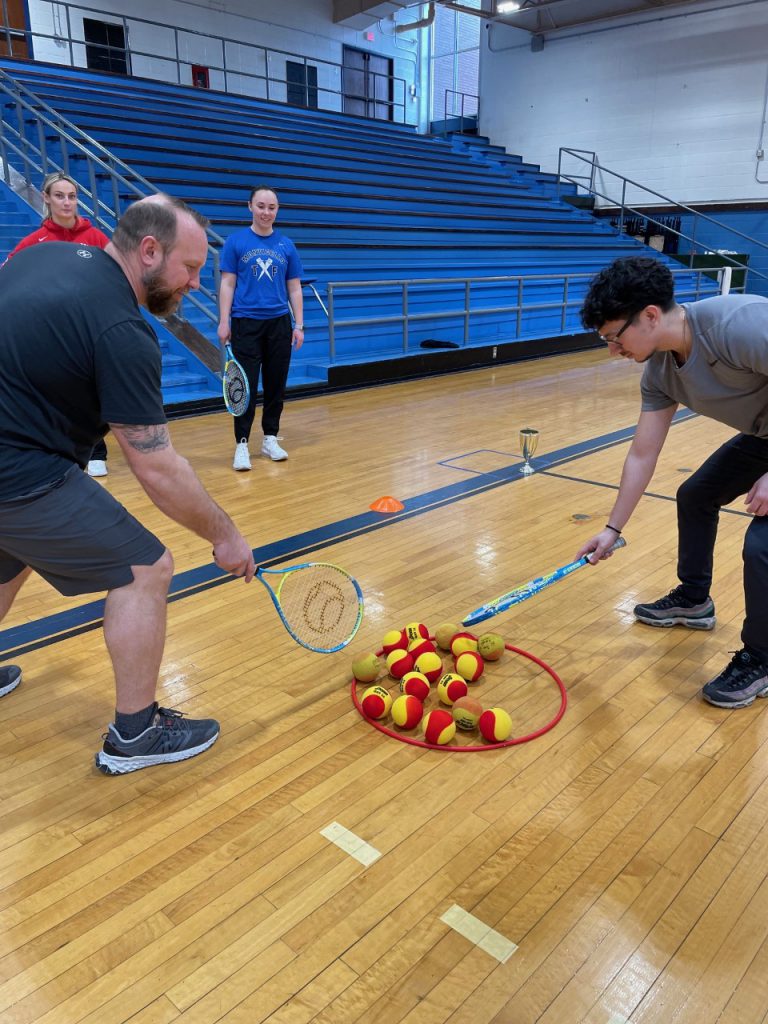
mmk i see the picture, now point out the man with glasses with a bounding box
[577,255,768,709]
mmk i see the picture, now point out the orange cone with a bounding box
[370,495,404,513]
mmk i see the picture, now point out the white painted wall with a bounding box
[479,2,768,205]
[27,0,425,125]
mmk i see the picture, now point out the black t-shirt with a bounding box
[0,242,166,501]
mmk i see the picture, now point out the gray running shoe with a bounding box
[95,704,219,775]
[702,649,768,709]
[634,585,715,630]
[0,665,21,698]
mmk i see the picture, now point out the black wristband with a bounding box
[605,524,622,535]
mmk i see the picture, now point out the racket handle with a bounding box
[585,532,626,565]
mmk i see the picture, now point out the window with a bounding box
[83,18,128,75]
[430,0,480,129]
[286,60,318,110]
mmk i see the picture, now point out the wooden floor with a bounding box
[2,349,767,1024]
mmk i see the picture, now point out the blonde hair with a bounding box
[41,173,79,223]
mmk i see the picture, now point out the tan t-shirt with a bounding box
[641,294,768,437]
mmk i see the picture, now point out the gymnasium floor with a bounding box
[2,349,765,1024]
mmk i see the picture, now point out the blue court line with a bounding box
[0,410,697,660]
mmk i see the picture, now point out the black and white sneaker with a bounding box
[633,585,715,630]
[0,665,21,698]
[95,704,220,775]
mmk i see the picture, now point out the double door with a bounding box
[342,46,393,121]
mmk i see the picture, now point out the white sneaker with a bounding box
[232,439,251,471]
[87,460,108,477]
[261,435,288,461]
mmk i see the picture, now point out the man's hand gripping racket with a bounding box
[462,538,626,627]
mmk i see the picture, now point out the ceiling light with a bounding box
[497,1,521,12]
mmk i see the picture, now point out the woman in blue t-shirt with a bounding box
[218,186,304,468]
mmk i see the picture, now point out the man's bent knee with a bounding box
[142,549,174,588]
[112,549,174,594]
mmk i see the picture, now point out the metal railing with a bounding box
[432,88,479,134]
[0,66,222,327]
[0,2,409,123]
[557,148,768,290]
[325,266,722,362]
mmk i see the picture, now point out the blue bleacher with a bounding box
[0,58,717,403]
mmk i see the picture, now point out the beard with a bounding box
[143,263,182,317]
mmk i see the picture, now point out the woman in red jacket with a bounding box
[6,173,112,477]
[7,172,110,256]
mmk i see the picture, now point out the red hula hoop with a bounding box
[350,640,567,752]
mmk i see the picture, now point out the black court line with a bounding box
[0,410,699,661]
[539,470,754,519]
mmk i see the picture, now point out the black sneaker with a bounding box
[95,704,220,775]
[702,649,768,709]
[0,665,21,698]
[633,585,715,630]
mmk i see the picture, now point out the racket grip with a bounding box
[585,536,626,563]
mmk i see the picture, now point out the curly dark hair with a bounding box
[580,256,676,330]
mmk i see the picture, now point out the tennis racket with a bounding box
[222,344,250,417]
[257,562,364,653]
[462,538,626,627]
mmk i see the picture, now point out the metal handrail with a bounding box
[325,267,724,361]
[441,88,479,134]
[0,67,222,323]
[0,2,409,124]
[557,148,768,287]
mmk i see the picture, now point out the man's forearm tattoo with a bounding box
[112,423,171,453]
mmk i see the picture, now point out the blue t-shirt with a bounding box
[220,227,304,319]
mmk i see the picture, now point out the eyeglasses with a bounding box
[598,312,637,345]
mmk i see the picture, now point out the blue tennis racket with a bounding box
[222,344,250,417]
[462,538,626,627]
[257,562,364,653]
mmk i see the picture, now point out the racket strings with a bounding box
[277,565,362,647]
[223,362,249,417]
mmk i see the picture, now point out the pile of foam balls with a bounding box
[351,621,513,745]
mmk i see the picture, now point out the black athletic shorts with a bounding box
[0,465,165,596]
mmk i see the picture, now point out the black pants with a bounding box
[230,314,292,442]
[676,433,768,659]
[91,436,108,461]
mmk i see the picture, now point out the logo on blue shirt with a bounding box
[254,257,278,281]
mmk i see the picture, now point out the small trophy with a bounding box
[519,428,539,475]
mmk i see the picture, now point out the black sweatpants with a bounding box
[230,314,292,442]
[91,436,108,461]
[676,433,768,659]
